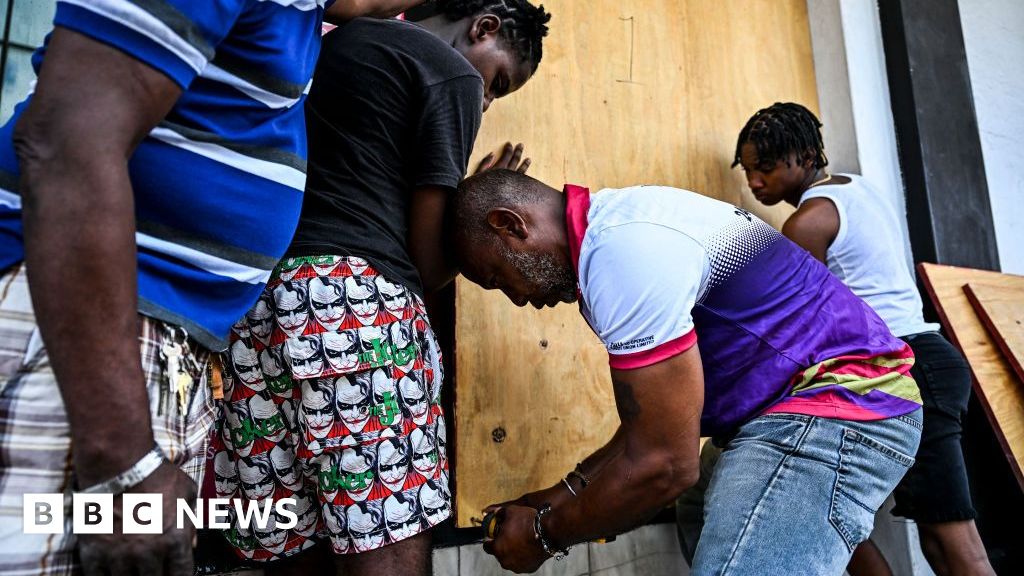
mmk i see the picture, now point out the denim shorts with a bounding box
[689,410,922,576]
[891,331,977,522]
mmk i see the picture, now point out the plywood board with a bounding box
[455,0,820,525]
[918,263,1024,490]
[965,283,1024,385]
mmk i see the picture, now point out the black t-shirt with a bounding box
[288,17,483,295]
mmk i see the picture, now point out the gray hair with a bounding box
[449,169,554,254]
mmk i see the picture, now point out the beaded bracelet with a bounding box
[534,504,569,561]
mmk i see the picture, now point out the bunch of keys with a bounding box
[158,325,200,415]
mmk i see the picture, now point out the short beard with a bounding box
[499,244,577,303]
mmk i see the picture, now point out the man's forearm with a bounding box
[13,29,183,487]
[544,439,694,548]
[510,428,625,511]
[409,186,457,292]
[485,352,705,572]
[17,124,154,486]
[576,426,626,484]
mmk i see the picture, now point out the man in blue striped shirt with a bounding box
[0,1,425,574]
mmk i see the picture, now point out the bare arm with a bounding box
[16,26,180,485]
[325,0,425,22]
[498,427,626,512]
[14,27,193,575]
[408,185,457,292]
[486,346,704,572]
[547,347,704,540]
[781,197,840,264]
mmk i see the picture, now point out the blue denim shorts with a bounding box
[689,410,922,576]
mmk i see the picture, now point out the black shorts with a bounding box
[891,331,977,523]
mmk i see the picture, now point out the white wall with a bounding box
[838,0,909,253]
[959,0,1024,274]
[806,0,860,176]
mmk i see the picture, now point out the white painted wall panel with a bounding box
[960,0,1024,273]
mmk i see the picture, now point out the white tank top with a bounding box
[799,174,938,337]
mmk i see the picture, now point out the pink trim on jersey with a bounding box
[609,329,698,370]
[762,390,890,420]
[564,184,591,271]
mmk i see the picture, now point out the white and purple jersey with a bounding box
[566,185,921,436]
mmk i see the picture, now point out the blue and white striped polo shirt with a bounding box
[0,0,332,350]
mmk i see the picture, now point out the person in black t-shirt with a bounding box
[216,1,551,574]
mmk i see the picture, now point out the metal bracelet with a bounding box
[561,477,578,497]
[534,504,569,561]
[569,463,591,487]
[79,444,166,495]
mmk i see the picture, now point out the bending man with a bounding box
[451,169,923,575]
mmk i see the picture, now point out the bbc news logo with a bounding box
[23,495,297,534]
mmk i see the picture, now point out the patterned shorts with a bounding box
[214,255,450,561]
[0,265,216,576]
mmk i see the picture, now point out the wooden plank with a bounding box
[454,0,819,526]
[964,283,1024,396]
[918,263,1024,490]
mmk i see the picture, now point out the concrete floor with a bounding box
[215,498,935,576]
[216,524,688,576]
[435,523,688,576]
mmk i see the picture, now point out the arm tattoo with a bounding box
[613,380,641,422]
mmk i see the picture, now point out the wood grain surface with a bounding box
[453,0,819,525]
[965,283,1024,385]
[919,263,1024,490]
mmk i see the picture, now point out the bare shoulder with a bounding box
[784,197,839,236]
[781,197,840,261]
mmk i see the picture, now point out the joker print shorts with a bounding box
[214,255,450,560]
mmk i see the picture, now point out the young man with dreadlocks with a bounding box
[213,1,550,574]
[732,102,994,575]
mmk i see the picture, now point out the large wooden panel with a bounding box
[965,283,1024,385]
[454,0,820,525]
[918,263,1024,490]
